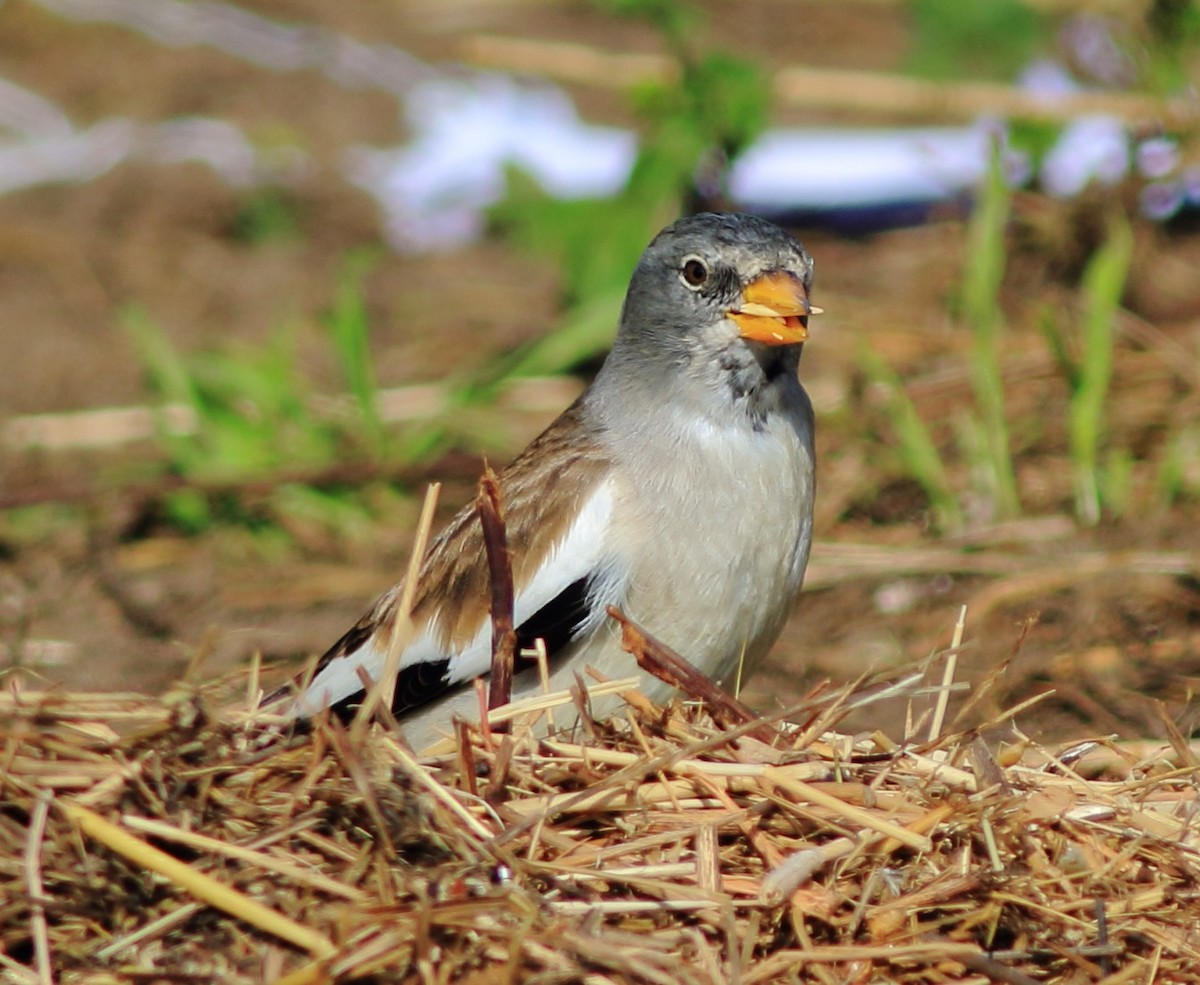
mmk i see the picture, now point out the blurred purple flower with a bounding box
[1017,59,1079,99]
[1135,137,1180,179]
[1060,15,1137,88]
[1140,180,1184,220]
[1040,116,1129,197]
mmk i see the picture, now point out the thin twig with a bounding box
[353,482,440,738]
[478,468,517,715]
[928,604,967,742]
[608,607,776,743]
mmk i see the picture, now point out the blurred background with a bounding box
[1,0,1198,740]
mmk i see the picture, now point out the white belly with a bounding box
[608,410,814,691]
[398,396,814,754]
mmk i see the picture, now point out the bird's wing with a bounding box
[286,399,618,719]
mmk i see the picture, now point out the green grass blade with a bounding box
[121,305,208,474]
[861,349,963,532]
[962,145,1020,520]
[327,250,385,456]
[1070,216,1133,525]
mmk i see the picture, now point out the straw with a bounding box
[4,614,1200,983]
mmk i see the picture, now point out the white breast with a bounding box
[604,396,815,691]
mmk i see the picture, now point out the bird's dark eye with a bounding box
[680,257,708,289]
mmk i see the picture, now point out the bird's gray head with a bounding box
[586,213,820,442]
[609,212,818,373]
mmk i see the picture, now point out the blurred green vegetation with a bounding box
[861,350,963,532]
[867,167,1139,533]
[907,0,1045,81]
[489,0,769,377]
[960,147,1022,523]
[108,0,1197,541]
[326,250,387,458]
[1146,0,1200,92]
[124,308,338,484]
[115,0,777,536]
[122,255,385,533]
[1045,217,1134,525]
[230,188,300,246]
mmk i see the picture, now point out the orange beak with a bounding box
[728,270,822,346]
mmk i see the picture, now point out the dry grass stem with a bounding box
[460,35,1197,126]
[356,482,440,734]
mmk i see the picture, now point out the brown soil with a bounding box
[2,1,1199,746]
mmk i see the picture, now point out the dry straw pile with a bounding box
[3,622,1200,984]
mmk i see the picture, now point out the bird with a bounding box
[275,212,819,751]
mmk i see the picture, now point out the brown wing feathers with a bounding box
[294,398,611,708]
